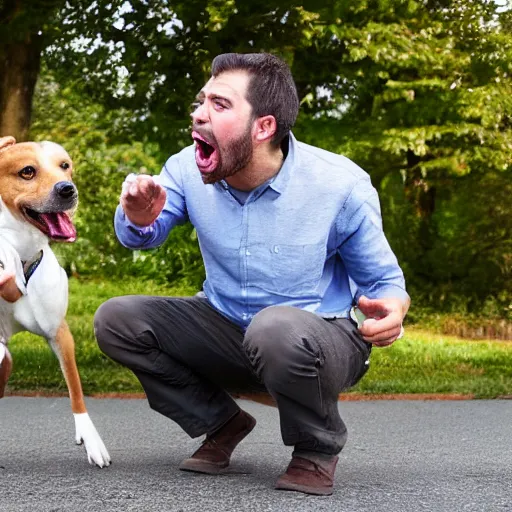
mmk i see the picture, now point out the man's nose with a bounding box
[191,103,208,125]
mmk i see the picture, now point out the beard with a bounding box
[198,125,253,185]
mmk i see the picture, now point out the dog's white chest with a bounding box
[0,241,68,341]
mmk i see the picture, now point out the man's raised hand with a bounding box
[121,175,166,227]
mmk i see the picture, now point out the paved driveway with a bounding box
[1,398,510,511]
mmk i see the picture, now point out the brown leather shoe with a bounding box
[275,453,339,496]
[179,410,256,474]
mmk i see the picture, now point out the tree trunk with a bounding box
[0,38,42,141]
[404,149,438,280]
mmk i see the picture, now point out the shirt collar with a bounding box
[267,132,297,196]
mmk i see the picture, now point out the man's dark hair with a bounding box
[211,53,299,146]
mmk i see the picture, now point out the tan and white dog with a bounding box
[0,136,110,467]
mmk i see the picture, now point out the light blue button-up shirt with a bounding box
[115,134,408,329]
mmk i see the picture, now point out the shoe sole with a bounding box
[179,458,229,474]
[275,481,333,496]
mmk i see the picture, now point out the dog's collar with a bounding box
[22,250,43,283]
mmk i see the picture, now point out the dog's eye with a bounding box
[60,162,70,170]
[18,166,36,180]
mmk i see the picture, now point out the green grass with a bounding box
[355,330,512,398]
[7,278,512,398]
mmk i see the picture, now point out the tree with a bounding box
[1,0,340,143]
[0,0,68,140]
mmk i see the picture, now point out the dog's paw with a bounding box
[73,412,111,468]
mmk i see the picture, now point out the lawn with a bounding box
[6,278,512,398]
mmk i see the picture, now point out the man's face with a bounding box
[191,70,255,184]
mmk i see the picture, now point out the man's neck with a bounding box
[225,145,284,192]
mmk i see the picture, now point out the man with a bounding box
[94,52,410,496]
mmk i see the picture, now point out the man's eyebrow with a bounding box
[195,90,233,106]
[210,94,233,106]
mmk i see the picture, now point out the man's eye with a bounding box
[18,166,36,180]
[191,101,202,111]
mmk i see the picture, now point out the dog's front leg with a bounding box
[52,320,111,467]
[0,342,13,398]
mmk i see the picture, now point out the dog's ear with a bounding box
[0,136,16,154]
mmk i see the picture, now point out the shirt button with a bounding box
[242,313,248,319]
[245,250,251,256]
[274,245,279,253]
[241,289,247,297]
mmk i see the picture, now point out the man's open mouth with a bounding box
[192,131,219,174]
[22,208,76,242]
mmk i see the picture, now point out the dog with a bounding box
[0,136,110,467]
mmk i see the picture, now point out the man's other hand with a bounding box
[357,295,408,347]
[0,269,22,303]
[121,175,166,227]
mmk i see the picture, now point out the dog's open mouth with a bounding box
[23,208,76,242]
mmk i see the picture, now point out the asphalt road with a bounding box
[0,397,510,512]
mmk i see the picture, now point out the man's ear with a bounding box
[253,116,277,143]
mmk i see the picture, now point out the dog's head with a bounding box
[0,136,77,242]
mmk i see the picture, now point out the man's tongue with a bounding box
[39,212,76,241]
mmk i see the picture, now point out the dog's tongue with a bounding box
[39,212,76,241]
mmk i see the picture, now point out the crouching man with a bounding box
[94,52,410,496]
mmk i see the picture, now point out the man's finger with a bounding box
[137,177,155,197]
[368,335,397,347]
[357,295,390,318]
[359,313,401,337]
[362,324,402,343]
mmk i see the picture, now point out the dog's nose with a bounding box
[54,181,76,199]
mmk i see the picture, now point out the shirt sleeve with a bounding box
[336,178,409,304]
[114,154,189,249]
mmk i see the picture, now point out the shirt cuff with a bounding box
[119,209,155,236]
[357,285,410,304]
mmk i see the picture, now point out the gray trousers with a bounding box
[94,296,371,455]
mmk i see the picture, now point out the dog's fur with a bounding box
[0,136,110,467]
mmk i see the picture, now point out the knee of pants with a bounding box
[244,306,309,375]
[93,296,134,357]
